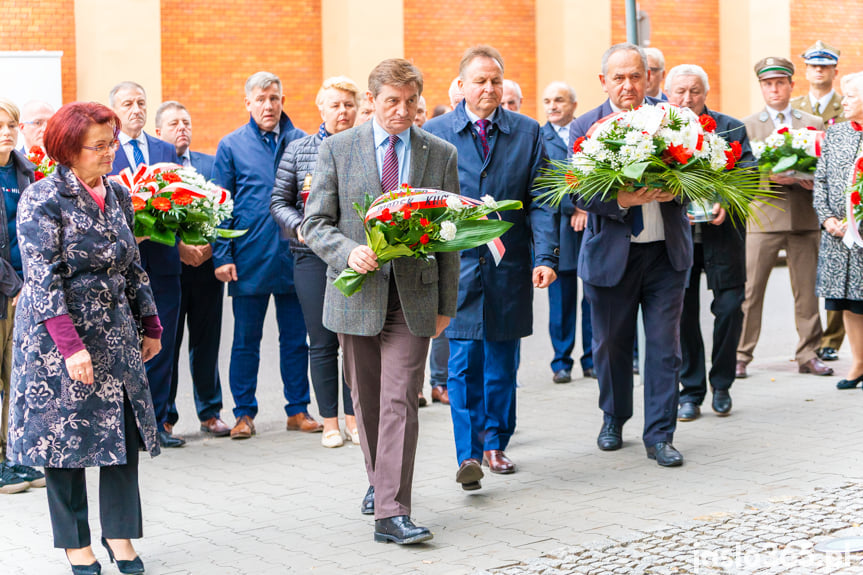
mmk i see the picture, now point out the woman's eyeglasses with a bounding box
[81,140,120,154]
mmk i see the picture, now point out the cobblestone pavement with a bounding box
[3,267,863,575]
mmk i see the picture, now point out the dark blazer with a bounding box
[695,106,755,290]
[189,151,215,180]
[0,150,34,318]
[110,133,183,276]
[541,121,580,272]
[570,98,693,287]
[424,101,559,341]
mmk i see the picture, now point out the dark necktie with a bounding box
[631,205,644,236]
[263,132,277,154]
[129,139,146,167]
[381,135,399,193]
[476,119,491,159]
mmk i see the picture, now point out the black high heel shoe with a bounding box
[100,537,145,574]
[836,373,863,389]
[65,551,101,575]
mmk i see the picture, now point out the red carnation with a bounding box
[131,196,146,212]
[29,146,45,162]
[855,157,863,175]
[378,208,392,222]
[35,171,45,181]
[852,190,862,206]
[665,144,693,165]
[730,141,743,160]
[171,191,194,206]
[777,127,789,135]
[699,114,717,133]
[724,150,736,170]
[151,197,172,211]
[419,217,429,226]
[572,136,586,154]
[564,171,579,188]
[402,208,412,219]
[420,233,430,245]
[161,172,182,184]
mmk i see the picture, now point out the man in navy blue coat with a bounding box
[109,81,185,448]
[541,81,594,383]
[569,44,692,467]
[155,101,230,438]
[212,72,317,440]
[425,45,558,488]
[665,65,755,422]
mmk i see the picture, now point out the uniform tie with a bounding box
[813,102,821,115]
[381,134,400,193]
[129,139,145,167]
[476,119,491,159]
[777,112,786,124]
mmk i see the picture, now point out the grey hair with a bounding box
[154,100,188,128]
[448,77,463,107]
[108,81,146,108]
[643,47,666,71]
[601,43,648,77]
[544,81,577,103]
[503,79,522,99]
[840,72,863,94]
[244,71,282,97]
[664,64,711,93]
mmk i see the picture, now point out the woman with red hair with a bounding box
[6,102,163,575]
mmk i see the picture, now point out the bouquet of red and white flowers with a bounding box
[535,102,766,221]
[110,163,246,246]
[842,156,863,248]
[751,126,824,178]
[334,185,521,297]
[26,146,56,181]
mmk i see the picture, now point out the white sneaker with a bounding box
[321,429,344,448]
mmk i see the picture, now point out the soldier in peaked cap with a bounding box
[791,41,847,362]
[736,56,830,381]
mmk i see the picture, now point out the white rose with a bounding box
[440,220,457,241]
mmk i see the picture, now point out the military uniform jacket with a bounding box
[791,92,845,126]
[743,108,825,232]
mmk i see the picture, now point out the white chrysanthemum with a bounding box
[765,132,785,148]
[628,105,665,135]
[581,137,603,156]
[751,141,766,159]
[445,195,464,210]
[572,154,595,174]
[481,195,498,209]
[440,220,457,241]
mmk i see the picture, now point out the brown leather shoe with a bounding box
[200,417,231,437]
[286,412,324,433]
[735,361,748,379]
[483,449,516,474]
[230,415,255,439]
[431,385,449,405]
[163,422,174,434]
[799,357,834,376]
[455,458,483,490]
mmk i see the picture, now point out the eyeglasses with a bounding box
[22,119,48,128]
[81,140,120,154]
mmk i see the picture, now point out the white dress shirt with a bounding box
[553,121,573,147]
[372,118,412,186]
[768,104,793,129]
[119,132,149,167]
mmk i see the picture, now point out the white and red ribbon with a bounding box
[110,162,226,203]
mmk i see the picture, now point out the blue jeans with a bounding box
[229,293,310,419]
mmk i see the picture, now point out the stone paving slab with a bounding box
[2,267,863,574]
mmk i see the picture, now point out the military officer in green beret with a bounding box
[791,40,846,362]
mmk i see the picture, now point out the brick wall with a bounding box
[610,1,722,113]
[790,0,863,99]
[404,0,537,120]
[160,0,323,154]
[0,0,77,104]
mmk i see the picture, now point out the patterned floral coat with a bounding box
[814,122,863,300]
[7,166,161,468]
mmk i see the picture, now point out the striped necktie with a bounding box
[381,135,399,193]
[129,139,145,167]
[476,119,491,159]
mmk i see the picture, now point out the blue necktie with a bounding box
[631,205,644,236]
[129,139,146,167]
[263,132,277,155]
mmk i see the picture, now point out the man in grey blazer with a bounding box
[303,58,460,545]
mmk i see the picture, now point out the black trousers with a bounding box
[294,251,353,418]
[45,392,143,548]
[168,260,225,424]
[679,243,745,405]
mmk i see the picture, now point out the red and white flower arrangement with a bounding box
[110,163,245,246]
[842,156,863,248]
[751,126,824,177]
[26,146,56,181]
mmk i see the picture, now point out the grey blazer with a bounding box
[301,122,461,337]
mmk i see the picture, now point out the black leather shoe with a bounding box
[158,430,185,448]
[837,374,863,390]
[646,442,683,467]
[817,347,839,361]
[712,390,732,416]
[552,368,572,383]
[100,538,144,574]
[65,552,101,575]
[597,421,622,451]
[583,367,597,379]
[374,515,433,544]
[677,402,700,422]
[361,485,375,515]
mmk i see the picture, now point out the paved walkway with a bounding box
[3,267,863,574]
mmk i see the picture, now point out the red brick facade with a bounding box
[0,0,77,104]
[160,0,324,153]
[611,0,721,110]
[404,0,537,119]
